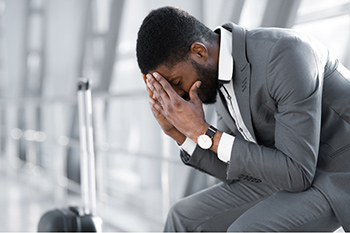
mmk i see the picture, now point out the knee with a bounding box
[167,199,187,220]
[166,201,181,222]
[164,200,190,232]
[227,221,245,232]
[227,217,258,232]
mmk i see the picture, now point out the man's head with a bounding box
[136,6,220,104]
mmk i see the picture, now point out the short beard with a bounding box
[190,60,219,104]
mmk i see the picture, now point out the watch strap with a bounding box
[206,125,217,138]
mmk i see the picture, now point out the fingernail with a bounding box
[146,74,152,81]
[196,81,202,88]
[153,72,159,80]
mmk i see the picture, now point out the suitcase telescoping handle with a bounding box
[77,78,97,216]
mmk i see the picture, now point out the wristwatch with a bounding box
[197,125,217,149]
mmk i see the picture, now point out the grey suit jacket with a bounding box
[180,23,350,230]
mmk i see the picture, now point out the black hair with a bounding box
[136,6,216,74]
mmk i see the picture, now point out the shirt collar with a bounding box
[214,26,234,84]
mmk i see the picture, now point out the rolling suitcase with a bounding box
[38,78,102,232]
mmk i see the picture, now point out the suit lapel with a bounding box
[215,92,242,139]
[229,23,257,142]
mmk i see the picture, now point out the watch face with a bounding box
[198,134,212,149]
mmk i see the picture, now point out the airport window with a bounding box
[0,0,349,231]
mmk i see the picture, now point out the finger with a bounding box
[146,73,160,94]
[146,74,160,100]
[142,73,147,84]
[150,102,163,120]
[152,72,179,100]
[147,73,170,105]
[146,81,154,98]
[148,96,164,115]
[143,74,155,98]
[145,74,154,91]
[189,81,202,105]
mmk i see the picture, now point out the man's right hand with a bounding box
[142,74,186,145]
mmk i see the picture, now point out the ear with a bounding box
[190,42,208,61]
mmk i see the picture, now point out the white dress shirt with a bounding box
[179,26,256,163]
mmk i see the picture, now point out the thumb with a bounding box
[189,81,202,104]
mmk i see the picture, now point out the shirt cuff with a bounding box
[217,133,235,163]
[179,137,197,156]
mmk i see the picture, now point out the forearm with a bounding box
[181,127,232,164]
[166,128,186,145]
[228,138,314,192]
[185,122,223,154]
[180,147,232,183]
[209,130,223,153]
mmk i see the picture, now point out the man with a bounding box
[136,6,350,232]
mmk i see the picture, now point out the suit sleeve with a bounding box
[227,36,323,192]
[179,109,235,183]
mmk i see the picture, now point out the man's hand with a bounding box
[142,74,186,145]
[145,72,209,143]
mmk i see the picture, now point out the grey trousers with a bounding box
[164,180,341,232]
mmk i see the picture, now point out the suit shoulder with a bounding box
[248,28,309,46]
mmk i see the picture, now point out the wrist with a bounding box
[190,123,210,144]
[165,128,186,145]
[193,125,223,153]
[196,125,218,150]
[210,130,222,153]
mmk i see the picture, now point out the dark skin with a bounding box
[142,35,223,153]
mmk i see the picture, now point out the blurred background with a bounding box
[0,0,349,231]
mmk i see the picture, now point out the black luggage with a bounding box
[38,78,102,232]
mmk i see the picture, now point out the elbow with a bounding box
[287,180,312,193]
[286,168,314,193]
